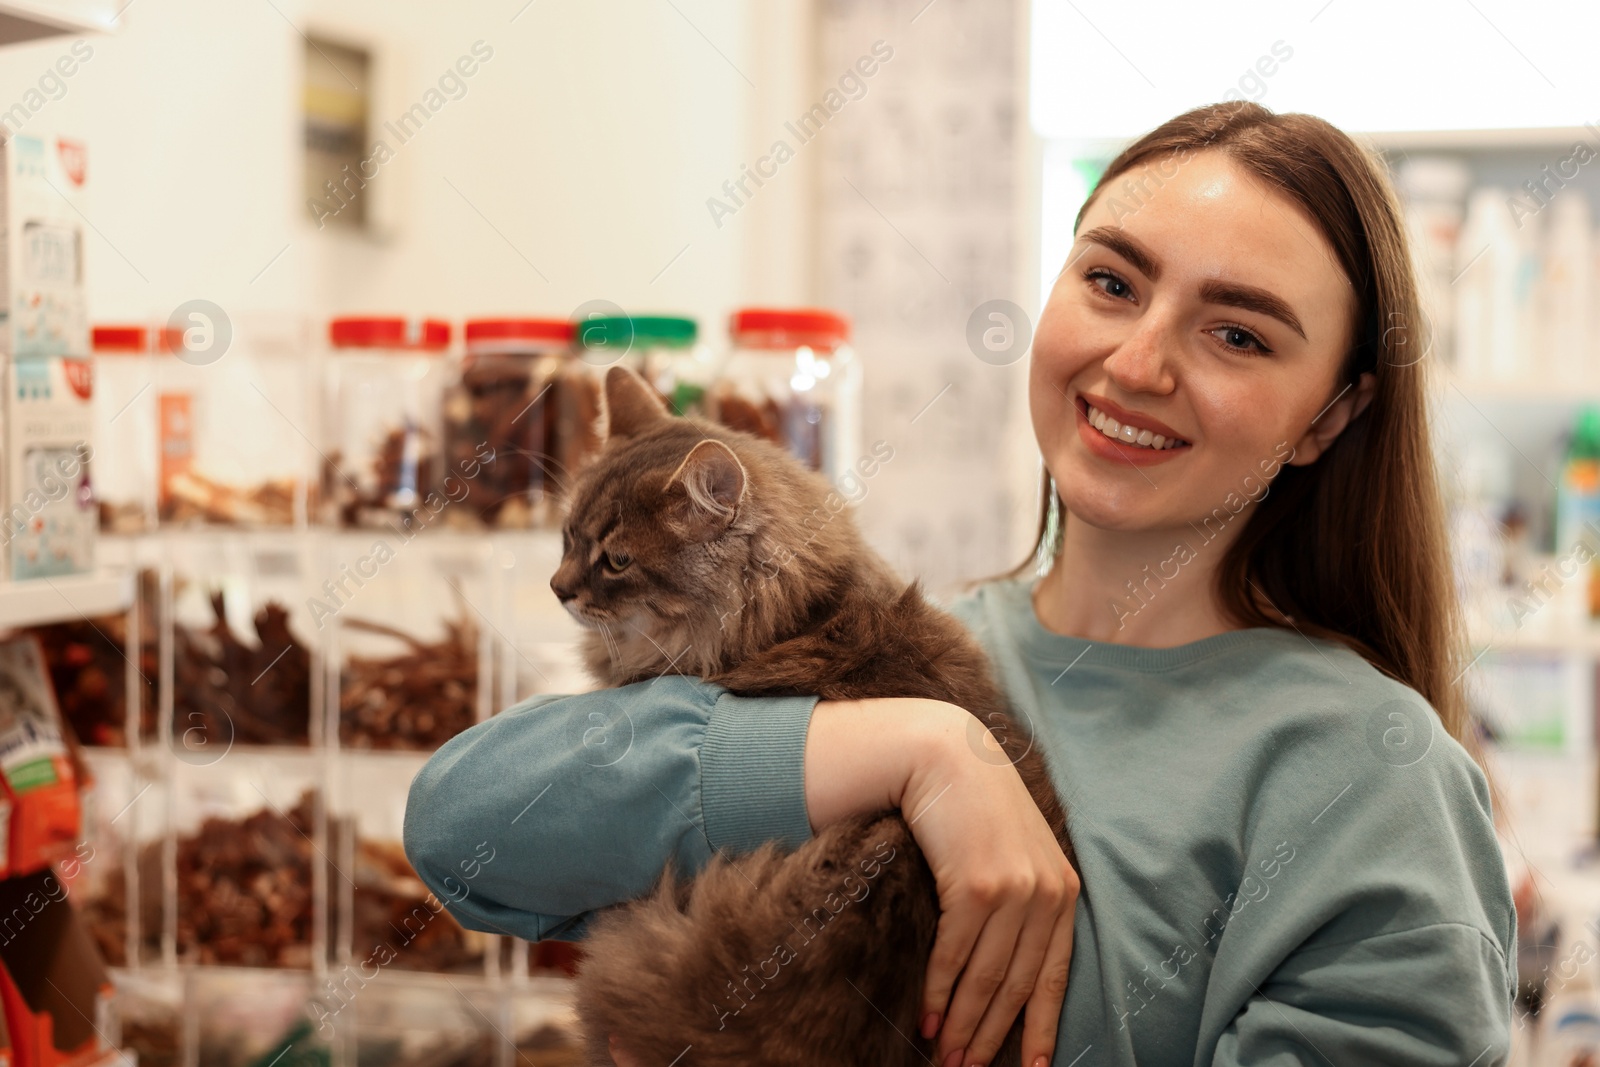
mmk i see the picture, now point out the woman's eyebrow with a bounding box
[1076,225,1308,341]
[1079,226,1161,280]
[1198,279,1307,341]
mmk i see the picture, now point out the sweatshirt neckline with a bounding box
[998,574,1301,673]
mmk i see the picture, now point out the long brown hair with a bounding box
[998,101,1479,767]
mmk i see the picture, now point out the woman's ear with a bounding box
[1287,371,1377,466]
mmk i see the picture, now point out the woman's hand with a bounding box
[806,698,1078,1067]
[903,708,1078,1067]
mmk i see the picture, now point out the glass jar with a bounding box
[91,325,159,533]
[713,308,860,479]
[155,313,312,528]
[548,323,618,503]
[323,316,452,530]
[577,315,717,418]
[441,318,571,529]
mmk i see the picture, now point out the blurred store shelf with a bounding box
[1470,625,1600,655]
[1359,126,1598,151]
[0,0,117,45]
[0,570,133,630]
[1442,373,1600,404]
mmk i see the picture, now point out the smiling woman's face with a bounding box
[1030,148,1360,535]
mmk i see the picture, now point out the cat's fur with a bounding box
[551,366,1074,1067]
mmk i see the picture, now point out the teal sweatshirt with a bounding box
[404,575,1517,1065]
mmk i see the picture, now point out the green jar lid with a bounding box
[576,315,697,350]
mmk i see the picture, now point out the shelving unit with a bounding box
[0,0,117,46]
[58,525,590,1066]
[0,569,131,630]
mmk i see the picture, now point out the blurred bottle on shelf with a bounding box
[1455,187,1528,382]
[1397,156,1471,370]
[1538,912,1600,1066]
[1449,437,1513,636]
[1556,407,1600,619]
[1544,195,1594,388]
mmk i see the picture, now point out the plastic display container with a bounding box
[323,316,453,529]
[441,318,572,529]
[91,324,160,533]
[577,315,716,419]
[154,313,313,528]
[326,532,493,752]
[76,748,165,969]
[27,562,157,749]
[331,751,486,976]
[162,531,319,749]
[163,753,329,970]
[346,974,503,1067]
[488,534,592,713]
[713,308,860,480]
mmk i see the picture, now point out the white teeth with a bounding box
[1084,404,1186,450]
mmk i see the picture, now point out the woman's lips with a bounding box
[1073,397,1192,467]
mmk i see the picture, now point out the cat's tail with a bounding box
[573,812,939,1067]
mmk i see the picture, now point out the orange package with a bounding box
[0,638,82,879]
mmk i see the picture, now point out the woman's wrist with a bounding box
[803,697,966,833]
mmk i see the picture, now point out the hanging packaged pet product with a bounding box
[0,133,89,360]
[0,132,95,582]
[0,636,84,879]
[3,355,94,580]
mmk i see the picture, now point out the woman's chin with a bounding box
[1058,494,1171,535]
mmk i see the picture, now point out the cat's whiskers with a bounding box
[596,620,621,667]
[626,619,693,679]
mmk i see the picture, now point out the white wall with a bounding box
[0,0,815,335]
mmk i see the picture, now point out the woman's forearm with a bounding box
[803,697,966,831]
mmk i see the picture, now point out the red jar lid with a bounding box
[92,325,147,352]
[730,308,851,349]
[154,327,186,354]
[464,318,574,346]
[329,316,451,351]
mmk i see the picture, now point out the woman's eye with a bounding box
[1208,324,1272,355]
[1084,267,1134,302]
[603,551,632,574]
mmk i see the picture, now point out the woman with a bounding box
[404,102,1516,1066]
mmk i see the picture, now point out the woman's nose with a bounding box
[1102,317,1177,394]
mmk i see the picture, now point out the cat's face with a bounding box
[549,367,753,642]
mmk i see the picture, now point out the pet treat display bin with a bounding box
[323,316,453,530]
[91,324,161,533]
[440,318,572,530]
[713,307,860,483]
[154,313,313,528]
[577,315,717,419]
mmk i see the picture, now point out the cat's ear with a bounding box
[603,365,670,439]
[665,439,746,538]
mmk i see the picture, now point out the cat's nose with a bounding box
[549,576,577,603]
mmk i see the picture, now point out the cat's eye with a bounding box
[602,550,632,575]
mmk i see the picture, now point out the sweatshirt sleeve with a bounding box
[1202,697,1517,1066]
[1210,922,1512,1065]
[402,675,819,942]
